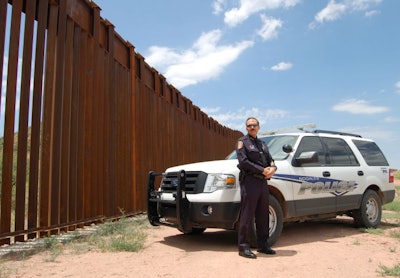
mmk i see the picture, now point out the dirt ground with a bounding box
[3,180,400,278]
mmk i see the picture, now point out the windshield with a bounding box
[225,135,298,160]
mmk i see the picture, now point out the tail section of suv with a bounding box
[147,130,395,245]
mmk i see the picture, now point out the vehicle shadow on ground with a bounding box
[158,216,389,254]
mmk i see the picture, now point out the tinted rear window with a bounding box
[321,137,359,166]
[352,139,389,166]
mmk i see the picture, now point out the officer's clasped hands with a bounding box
[263,167,276,179]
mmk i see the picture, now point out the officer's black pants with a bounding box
[238,175,269,251]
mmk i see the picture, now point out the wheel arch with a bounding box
[269,186,287,217]
[365,184,384,203]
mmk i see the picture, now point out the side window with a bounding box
[293,137,325,166]
[352,140,389,166]
[321,137,359,166]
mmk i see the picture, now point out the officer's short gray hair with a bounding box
[245,117,259,125]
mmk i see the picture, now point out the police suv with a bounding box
[147,130,395,245]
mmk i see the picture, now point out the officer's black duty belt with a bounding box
[247,173,266,180]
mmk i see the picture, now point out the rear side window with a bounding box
[321,137,359,166]
[352,140,389,166]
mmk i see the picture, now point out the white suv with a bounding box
[147,130,395,245]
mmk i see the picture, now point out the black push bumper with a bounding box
[147,170,193,233]
[147,170,240,233]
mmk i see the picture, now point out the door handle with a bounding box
[323,171,330,177]
[357,171,364,176]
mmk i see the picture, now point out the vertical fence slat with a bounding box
[49,0,67,233]
[96,47,106,217]
[106,22,115,216]
[14,0,37,242]
[129,44,137,210]
[59,17,74,229]
[89,43,101,218]
[83,36,93,219]
[68,24,81,226]
[76,25,87,225]
[40,2,58,236]
[28,0,48,239]
[0,0,23,246]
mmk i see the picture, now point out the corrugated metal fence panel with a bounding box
[0,0,243,245]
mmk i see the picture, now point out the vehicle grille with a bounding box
[161,171,207,193]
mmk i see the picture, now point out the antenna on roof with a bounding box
[260,123,316,135]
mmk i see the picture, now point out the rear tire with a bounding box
[353,189,382,228]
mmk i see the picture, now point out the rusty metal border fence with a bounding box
[0,0,243,245]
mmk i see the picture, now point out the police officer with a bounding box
[236,117,277,259]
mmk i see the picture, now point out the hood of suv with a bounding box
[166,159,239,174]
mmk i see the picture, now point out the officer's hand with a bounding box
[263,167,275,179]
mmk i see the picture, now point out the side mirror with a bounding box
[294,151,318,166]
[282,144,293,153]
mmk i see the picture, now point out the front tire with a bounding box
[268,195,284,246]
[353,189,382,228]
[248,195,283,247]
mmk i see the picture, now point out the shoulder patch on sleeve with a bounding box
[237,140,243,149]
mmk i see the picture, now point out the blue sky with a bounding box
[2,0,399,168]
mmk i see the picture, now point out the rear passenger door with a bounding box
[320,136,364,212]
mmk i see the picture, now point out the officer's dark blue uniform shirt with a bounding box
[236,134,273,175]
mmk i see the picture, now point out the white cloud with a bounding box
[271,62,293,71]
[143,46,183,68]
[145,29,254,89]
[309,0,382,29]
[224,0,300,27]
[365,10,379,17]
[341,125,398,143]
[212,0,226,15]
[384,116,400,123]
[396,81,400,95]
[257,15,283,41]
[309,0,347,29]
[348,0,382,11]
[332,99,389,114]
[202,106,289,132]
[202,106,221,114]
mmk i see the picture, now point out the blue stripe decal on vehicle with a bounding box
[271,174,358,196]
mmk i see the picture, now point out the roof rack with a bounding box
[313,130,362,138]
[260,123,316,135]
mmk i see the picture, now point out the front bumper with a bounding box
[147,170,240,232]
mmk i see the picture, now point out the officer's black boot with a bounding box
[238,244,257,259]
[257,247,276,255]
[257,239,276,255]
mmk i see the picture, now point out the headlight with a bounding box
[204,174,236,193]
